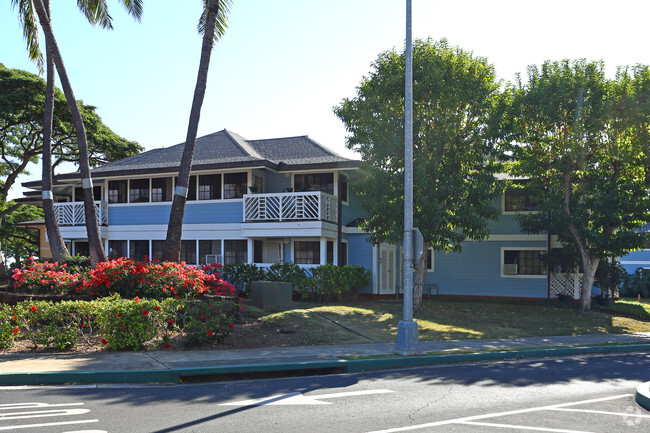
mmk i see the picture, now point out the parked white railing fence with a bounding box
[53,201,108,226]
[243,192,338,223]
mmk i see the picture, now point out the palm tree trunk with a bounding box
[40,0,69,262]
[32,0,106,266]
[163,0,220,262]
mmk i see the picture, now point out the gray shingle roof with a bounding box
[50,129,359,181]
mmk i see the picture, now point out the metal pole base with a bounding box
[394,320,421,355]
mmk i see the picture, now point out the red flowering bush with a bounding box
[0,304,16,349]
[12,257,236,301]
[81,258,236,300]
[11,257,83,295]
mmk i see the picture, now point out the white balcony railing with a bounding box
[243,191,338,223]
[53,201,108,226]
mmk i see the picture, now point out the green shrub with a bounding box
[621,268,650,298]
[219,263,266,296]
[265,261,309,288]
[0,304,17,349]
[296,264,371,301]
[175,299,236,347]
[93,296,172,351]
[14,300,94,351]
[595,300,650,320]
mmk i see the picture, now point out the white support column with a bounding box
[320,237,327,265]
[247,238,254,264]
[126,240,130,258]
[104,239,109,256]
[333,238,338,265]
[333,171,339,198]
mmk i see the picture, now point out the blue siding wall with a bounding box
[342,186,369,227]
[347,234,374,292]
[108,202,243,225]
[621,249,650,274]
[425,241,548,298]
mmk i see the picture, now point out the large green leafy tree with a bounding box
[0,204,42,267]
[12,0,143,266]
[163,0,232,262]
[335,39,503,309]
[0,63,141,269]
[506,60,650,312]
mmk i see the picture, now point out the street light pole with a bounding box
[395,0,419,354]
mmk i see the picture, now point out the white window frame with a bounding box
[426,247,434,272]
[500,247,547,279]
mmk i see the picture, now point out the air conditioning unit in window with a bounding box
[503,264,518,275]
[205,254,222,265]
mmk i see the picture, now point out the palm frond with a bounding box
[120,0,143,21]
[197,0,233,43]
[11,0,44,73]
[77,0,114,29]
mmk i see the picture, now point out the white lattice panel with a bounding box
[550,273,584,298]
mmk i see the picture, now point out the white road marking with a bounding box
[0,408,90,420]
[550,407,650,418]
[365,394,633,433]
[220,389,395,406]
[459,421,594,432]
[0,403,84,410]
[0,419,99,431]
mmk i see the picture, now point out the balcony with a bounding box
[53,201,108,226]
[243,191,338,223]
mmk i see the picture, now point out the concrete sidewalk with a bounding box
[1,332,650,386]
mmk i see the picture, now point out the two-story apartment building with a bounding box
[21,129,597,300]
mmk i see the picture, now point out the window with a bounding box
[253,240,263,263]
[252,174,264,194]
[175,176,197,200]
[224,173,247,199]
[73,241,89,257]
[180,240,197,264]
[295,173,334,195]
[199,240,221,264]
[129,179,150,203]
[294,241,320,265]
[108,240,127,259]
[129,240,149,261]
[224,240,247,264]
[74,186,102,202]
[151,240,164,261]
[338,175,348,202]
[151,177,172,202]
[426,248,434,272]
[327,241,334,265]
[108,180,127,203]
[504,182,537,212]
[339,241,348,266]
[198,174,221,200]
[503,249,546,276]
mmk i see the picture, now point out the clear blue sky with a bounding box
[3,0,650,198]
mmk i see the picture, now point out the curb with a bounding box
[1,344,649,386]
[636,381,650,411]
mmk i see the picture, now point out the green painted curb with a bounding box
[636,381,650,411]
[344,343,650,372]
[0,344,648,386]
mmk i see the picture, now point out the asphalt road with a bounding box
[1,352,649,433]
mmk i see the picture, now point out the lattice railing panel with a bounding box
[243,192,338,223]
[53,201,108,226]
[550,273,584,298]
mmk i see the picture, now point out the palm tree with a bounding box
[163,0,232,261]
[12,0,143,265]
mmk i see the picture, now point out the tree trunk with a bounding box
[163,0,220,262]
[412,242,428,311]
[41,0,69,262]
[33,0,106,266]
[579,253,599,313]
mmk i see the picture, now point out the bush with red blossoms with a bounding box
[11,257,83,296]
[12,257,236,301]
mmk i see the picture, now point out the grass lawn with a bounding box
[229,298,650,348]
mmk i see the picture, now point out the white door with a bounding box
[263,241,282,264]
[380,246,395,294]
